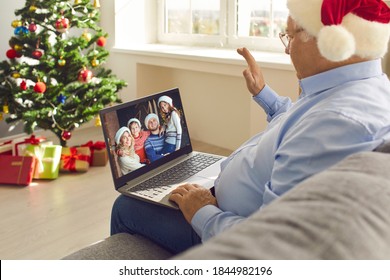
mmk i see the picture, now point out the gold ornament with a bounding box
[74,0,81,4]
[14,44,23,52]
[29,5,37,12]
[12,72,21,78]
[82,31,92,42]
[11,20,22,28]
[95,116,101,127]
[94,0,101,8]
[58,58,66,66]
[3,105,9,114]
[91,57,99,67]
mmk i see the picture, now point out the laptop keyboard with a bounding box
[127,153,222,199]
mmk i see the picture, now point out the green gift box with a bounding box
[24,144,62,179]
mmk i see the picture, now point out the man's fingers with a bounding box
[237,47,257,71]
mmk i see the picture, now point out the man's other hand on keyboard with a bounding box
[169,184,217,223]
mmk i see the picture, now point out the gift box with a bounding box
[0,140,12,156]
[0,155,36,186]
[81,141,108,166]
[12,135,51,156]
[60,147,91,172]
[24,144,62,179]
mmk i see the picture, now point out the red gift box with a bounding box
[0,155,36,186]
[0,140,12,156]
[81,141,108,166]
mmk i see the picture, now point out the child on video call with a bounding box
[158,95,182,154]
[127,118,150,164]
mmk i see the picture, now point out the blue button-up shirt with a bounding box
[192,59,390,241]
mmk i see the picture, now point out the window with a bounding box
[158,0,288,52]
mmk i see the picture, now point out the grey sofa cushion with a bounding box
[62,232,173,260]
[176,152,390,259]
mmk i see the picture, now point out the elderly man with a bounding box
[111,0,390,254]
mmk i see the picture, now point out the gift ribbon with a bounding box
[15,135,46,156]
[81,141,106,164]
[61,147,91,172]
[25,146,54,174]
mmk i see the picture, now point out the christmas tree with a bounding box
[0,0,126,146]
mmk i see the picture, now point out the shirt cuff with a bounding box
[191,204,222,241]
[253,84,280,117]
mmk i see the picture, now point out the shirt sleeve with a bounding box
[253,85,292,122]
[191,205,246,242]
[262,110,379,208]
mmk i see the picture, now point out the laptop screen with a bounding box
[99,88,193,189]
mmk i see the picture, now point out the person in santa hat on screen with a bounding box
[111,0,390,254]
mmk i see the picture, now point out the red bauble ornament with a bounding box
[61,130,72,141]
[28,22,37,32]
[78,68,93,83]
[20,80,27,91]
[32,49,43,59]
[96,36,106,47]
[55,17,70,33]
[34,82,46,93]
[6,49,17,59]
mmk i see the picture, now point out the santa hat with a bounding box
[127,117,141,128]
[144,113,160,128]
[287,0,390,61]
[115,127,130,145]
[158,95,173,107]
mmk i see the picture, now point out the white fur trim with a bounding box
[287,0,323,36]
[342,13,390,59]
[115,127,130,145]
[144,113,159,128]
[158,95,172,107]
[318,25,356,61]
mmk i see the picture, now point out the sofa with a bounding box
[63,142,390,260]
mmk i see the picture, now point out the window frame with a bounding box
[157,0,286,53]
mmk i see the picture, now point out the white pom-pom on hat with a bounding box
[317,25,356,62]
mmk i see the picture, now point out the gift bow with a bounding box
[61,147,91,172]
[25,146,54,173]
[25,135,44,145]
[81,140,106,150]
[81,141,106,164]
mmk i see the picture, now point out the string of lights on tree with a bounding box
[0,0,126,146]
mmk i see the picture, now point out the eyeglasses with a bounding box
[279,29,304,49]
[279,32,290,49]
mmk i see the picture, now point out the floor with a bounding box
[0,126,233,259]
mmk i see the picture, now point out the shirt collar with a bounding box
[298,59,383,98]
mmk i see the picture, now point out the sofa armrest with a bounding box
[62,232,173,260]
[175,152,390,259]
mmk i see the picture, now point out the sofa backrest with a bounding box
[176,151,390,259]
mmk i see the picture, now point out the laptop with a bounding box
[99,88,226,209]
